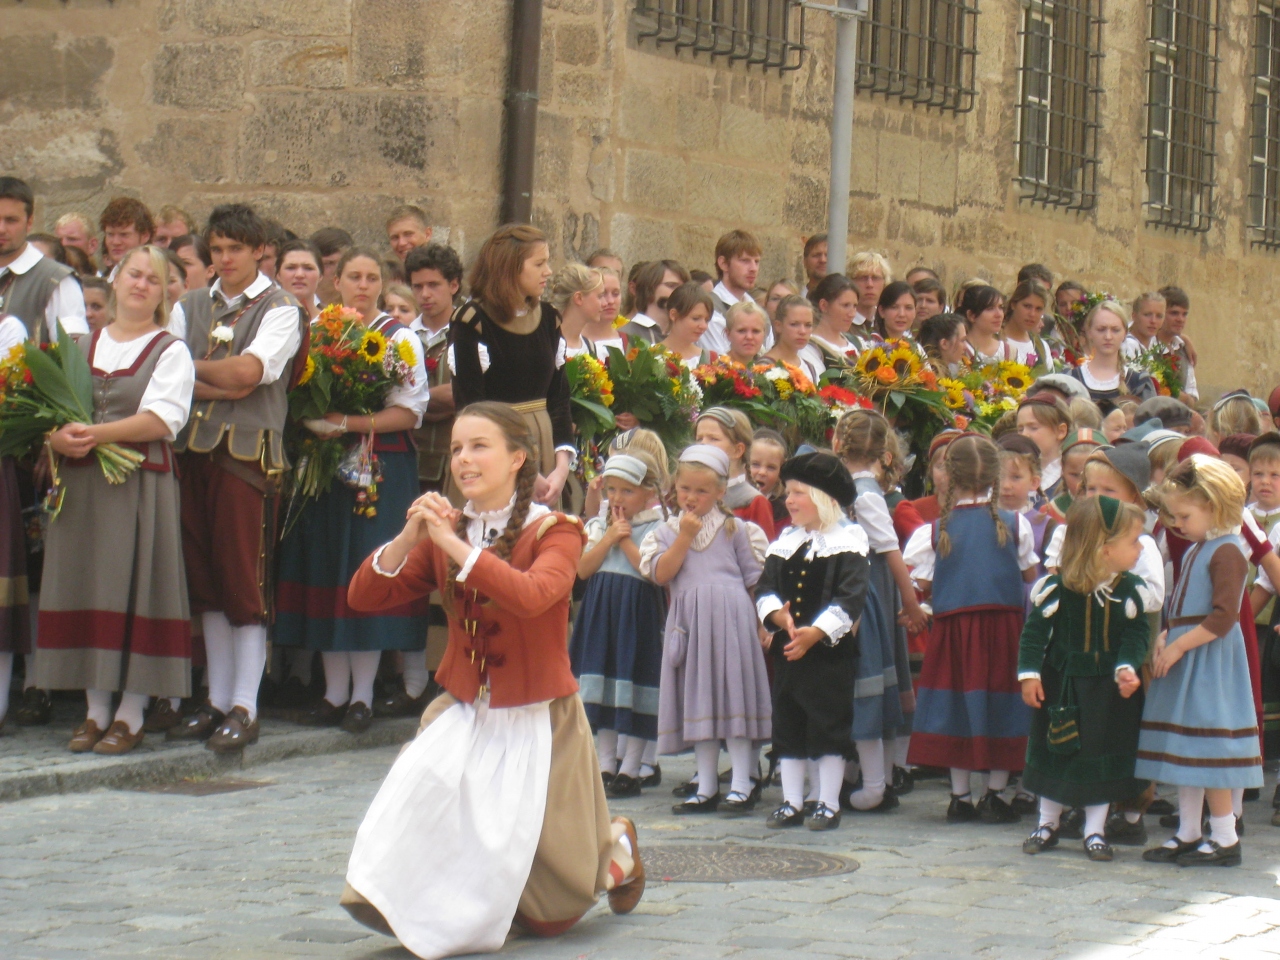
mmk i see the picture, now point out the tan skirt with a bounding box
[511,399,557,477]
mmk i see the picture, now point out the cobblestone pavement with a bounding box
[5,745,1280,960]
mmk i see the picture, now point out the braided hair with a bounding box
[444,402,541,603]
[936,434,1007,558]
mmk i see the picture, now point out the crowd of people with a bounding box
[0,170,1276,949]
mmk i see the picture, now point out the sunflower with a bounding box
[887,344,921,381]
[998,362,1033,395]
[299,355,317,386]
[395,338,418,366]
[855,345,890,378]
[938,378,967,410]
[359,329,389,364]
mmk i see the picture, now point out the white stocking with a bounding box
[85,688,112,728]
[849,739,887,809]
[619,736,646,779]
[596,728,619,775]
[893,735,911,769]
[640,739,658,776]
[818,755,846,811]
[321,651,352,708]
[231,624,267,720]
[113,692,148,735]
[987,770,1010,793]
[694,740,720,799]
[349,650,381,707]
[950,768,972,799]
[1231,787,1244,818]
[1175,786,1205,844]
[402,650,430,699]
[727,737,754,796]
[201,612,235,714]
[780,758,806,808]
[1038,797,1064,829]
[1083,804,1109,839]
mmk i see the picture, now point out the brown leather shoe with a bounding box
[206,707,259,754]
[93,720,145,755]
[341,701,373,734]
[68,718,105,753]
[167,701,226,741]
[13,688,53,726]
[606,816,645,915]
[142,698,182,733]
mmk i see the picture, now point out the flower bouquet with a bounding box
[938,358,1034,432]
[819,384,875,428]
[0,324,147,512]
[762,361,831,446]
[849,339,954,451]
[1131,343,1185,398]
[692,356,780,428]
[1053,289,1114,356]
[285,305,417,525]
[603,342,701,458]
[565,351,616,481]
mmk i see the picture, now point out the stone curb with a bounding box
[0,716,418,803]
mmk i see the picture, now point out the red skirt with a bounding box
[907,607,1030,772]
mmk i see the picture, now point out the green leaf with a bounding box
[24,344,90,422]
[56,321,94,415]
[570,396,616,428]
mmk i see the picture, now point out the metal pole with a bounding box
[502,0,543,225]
[826,1,860,276]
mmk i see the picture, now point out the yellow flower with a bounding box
[299,355,317,386]
[855,346,891,379]
[612,314,628,330]
[359,329,388,364]
[998,362,1033,395]
[601,390,614,407]
[776,380,794,400]
[395,338,417,366]
[939,378,966,409]
[887,344,921,381]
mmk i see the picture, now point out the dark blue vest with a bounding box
[931,504,1025,614]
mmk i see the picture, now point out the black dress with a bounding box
[1065,364,1156,416]
[450,300,572,472]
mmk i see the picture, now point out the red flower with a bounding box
[665,360,680,377]
[732,376,761,399]
[425,356,439,374]
[22,369,32,385]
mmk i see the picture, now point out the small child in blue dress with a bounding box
[1137,455,1264,867]
[569,451,668,799]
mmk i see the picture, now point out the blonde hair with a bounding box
[937,434,1007,557]
[880,428,907,493]
[1131,291,1166,316]
[833,407,889,465]
[803,483,846,531]
[1156,454,1247,536]
[111,245,173,328]
[547,262,603,314]
[1082,299,1130,333]
[697,407,754,467]
[848,250,892,282]
[609,427,670,490]
[724,299,769,334]
[1148,437,1182,479]
[382,281,415,311]
[1058,497,1147,595]
[1210,395,1263,440]
[1068,397,1104,429]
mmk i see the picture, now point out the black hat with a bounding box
[1094,443,1150,498]
[780,452,855,508]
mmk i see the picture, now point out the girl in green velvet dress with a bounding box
[1017,496,1154,862]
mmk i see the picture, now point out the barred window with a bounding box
[1250,3,1280,247]
[632,0,807,72]
[1144,0,1219,233]
[1014,1,1104,212]
[856,0,980,113]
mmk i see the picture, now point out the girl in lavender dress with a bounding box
[641,445,771,816]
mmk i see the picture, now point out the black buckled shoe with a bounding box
[1084,833,1114,861]
[1176,839,1242,868]
[1010,793,1039,816]
[977,790,1021,824]
[12,688,52,726]
[608,773,642,799]
[602,771,616,789]
[766,801,805,829]
[1142,837,1201,863]
[640,764,662,788]
[1059,807,1085,839]
[720,789,758,816]
[1022,824,1059,855]
[947,794,979,823]
[1104,813,1148,846]
[892,766,914,795]
[807,801,842,831]
[341,701,373,734]
[672,793,720,815]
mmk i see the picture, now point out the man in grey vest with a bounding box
[0,177,87,341]
[166,204,306,754]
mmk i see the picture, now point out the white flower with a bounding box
[764,367,789,381]
[211,325,234,344]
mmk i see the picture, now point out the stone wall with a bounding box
[1,0,1272,397]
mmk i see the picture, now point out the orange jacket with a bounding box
[347,513,587,708]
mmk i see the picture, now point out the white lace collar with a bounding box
[767,522,869,559]
[665,509,725,551]
[463,494,551,547]
[630,507,665,526]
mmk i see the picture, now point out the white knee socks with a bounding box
[349,650,380,707]
[597,729,619,775]
[321,651,352,708]
[1038,797,1064,829]
[987,770,1010,794]
[202,612,236,714]
[1083,804,1109,839]
[113,692,149,734]
[1176,785,1206,844]
[817,755,845,811]
[951,768,972,799]
[694,740,720,799]
[86,688,112,728]
[619,736,646,779]
[231,624,267,720]
[726,737,753,796]
[849,739,887,810]
[402,650,430,699]
[780,758,806,807]
[1231,787,1244,818]
[0,651,11,720]
[892,735,911,769]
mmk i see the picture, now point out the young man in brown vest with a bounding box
[167,203,306,752]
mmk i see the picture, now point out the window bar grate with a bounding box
[856,0,980,113]
[1144,0,1219,234]
[633,0,807,73]
[1015,0,1106,212]
[1250,3,1280,248]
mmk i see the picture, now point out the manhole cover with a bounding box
[645,843,858,882]
[134,778,271,796]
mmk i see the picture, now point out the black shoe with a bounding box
[373,681,434,718]
[892,766,915,795]
[807,801,842,831]
[977,790,1021,824]
[947,794,979,823]
[1176,839,1242,867]
[1143,837,1201,863]
[1244,787,1261,802]
[166,701,226,741]
[672,779,696,797]
[1159,813,1180,830]
[1059,807,1085,839]
[839,778,855,811]
[1272,783,1280,810]
[1022,825,1059,855]
[1237,816,1246,837]
[672,793,720,815]
[720,789,758,816]
[608,773,641,798]
[1084,833,1114,862]
[602,771,616,789]
[340,701,373,734]
[766,801,805,829]
[1010,794,1039,816]
[802,800,819,816]
[11,688,52,726]
[640,764,662,789]
[298,699,346,727]
[1148,797,1175,816]
[1104,813,1148,846]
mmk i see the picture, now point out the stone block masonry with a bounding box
[1,0,1274,398]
